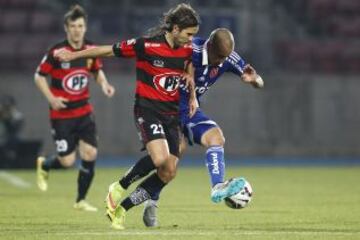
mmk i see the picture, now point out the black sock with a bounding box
[76,160,95,202]
[120,173,166,211]
[119,155,156,189]
[42,155,64,171]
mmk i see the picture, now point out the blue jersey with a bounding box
[180,37,246,116]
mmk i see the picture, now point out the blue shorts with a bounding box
[181,108,218,145]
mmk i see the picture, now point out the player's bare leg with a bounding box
[109,139,173,230]
[143,147,180,227]
[110,138,173,214]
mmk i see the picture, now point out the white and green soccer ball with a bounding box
[224,179,253,209]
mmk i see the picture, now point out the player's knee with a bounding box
[205,135,225,147]
[211,132,225,146]
[167,167,177,180]
[158,167,177,183]
[152,153,170,167]
[218,135,225,146]
[58,155,76,168]
[80,147,97,161]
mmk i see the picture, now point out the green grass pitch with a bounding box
[0,167,359,240]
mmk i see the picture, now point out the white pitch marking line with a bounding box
[54,230,359,236]
[0,171,31,188]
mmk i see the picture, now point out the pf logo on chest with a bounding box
[153,73,181,96]
[62,70,89,95]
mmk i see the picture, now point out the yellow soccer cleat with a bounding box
[73,200,98,212]
[111,206,126,230]
[105,182,125,218]
[36,156,48,192]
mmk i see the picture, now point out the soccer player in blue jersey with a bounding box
[179,27,263,197]
[142,28,263,227]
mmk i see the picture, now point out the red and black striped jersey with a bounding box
[36,39,102,119]
[112,34,192,115]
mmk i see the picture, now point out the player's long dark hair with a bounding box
[147,3,200,37]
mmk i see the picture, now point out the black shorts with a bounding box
[50,114,98,157]
[134,107,180,157]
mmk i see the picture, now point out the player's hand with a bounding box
[181,72,195,90]
[54,49,75,62]
[241,64,256,83]
[241,64,264,88]
[49,96,68,110]
[253,75,264,88]
[101,82,115,98]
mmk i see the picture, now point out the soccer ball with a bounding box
[224,179,253,209]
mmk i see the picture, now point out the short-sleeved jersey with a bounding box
[112,34,192,115]
[37,39,102,120]
[179,37,246,115]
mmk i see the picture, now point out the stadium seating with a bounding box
[0,0,243,72]
[274,0,360,73]
[0,0,358,73]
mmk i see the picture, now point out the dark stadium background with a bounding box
[0,0,359,168]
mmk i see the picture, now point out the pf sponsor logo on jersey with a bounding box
[153,73,181,96]
[62,70,89,95]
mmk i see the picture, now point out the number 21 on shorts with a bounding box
[150,124,164,135]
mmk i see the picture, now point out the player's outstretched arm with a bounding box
[93,70,115,98]
[54,45,114,62]
[241,64,264,88]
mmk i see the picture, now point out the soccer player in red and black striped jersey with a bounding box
[55,3,200,229]
[34,5,115,212]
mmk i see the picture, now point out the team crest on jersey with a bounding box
[153,60,164,68]
[62,70,89,95]
[209,67,219,78]
[153,73,181,96]
[61,62,70,69]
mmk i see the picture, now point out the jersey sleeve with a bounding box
[227,51,246,76]
[36,49,56,76]
[90,57,103,72]
[112,37,144,58]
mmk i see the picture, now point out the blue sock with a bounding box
[205,146,225,187]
